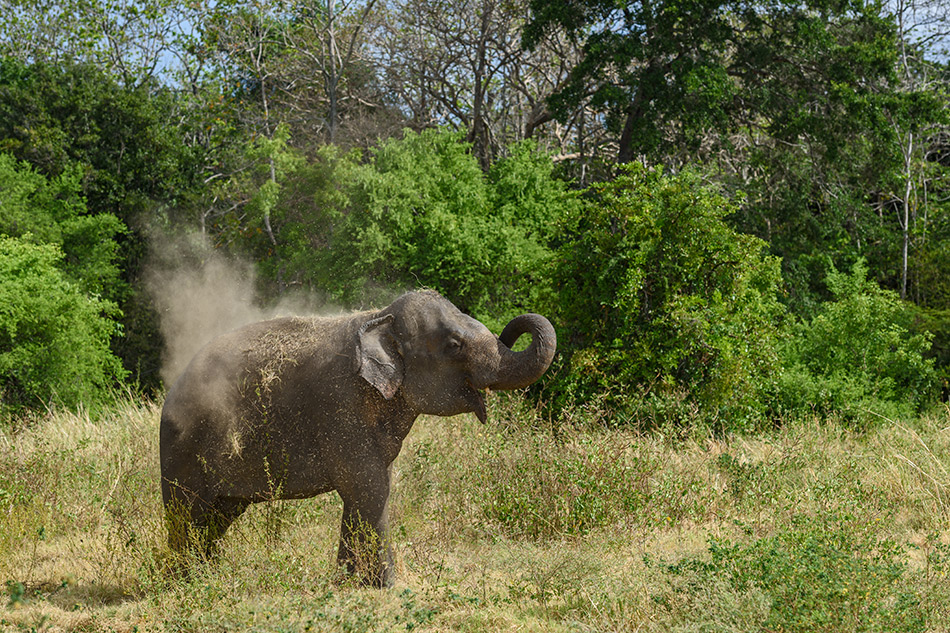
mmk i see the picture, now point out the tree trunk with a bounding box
[468,0,494,171]
[900,131,914,299]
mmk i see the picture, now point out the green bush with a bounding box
[320,129,500,312]
[774,260,937,423]
[658,514,926,632]
[245,130,578,329]
[0,236,127,412]
[0,152,124,298]
[549,164,785,429]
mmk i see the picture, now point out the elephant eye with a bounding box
[447,338,464,355]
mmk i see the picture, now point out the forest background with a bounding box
[4,1,950,631]
[0,0,949,428]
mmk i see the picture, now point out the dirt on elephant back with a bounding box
[241,317,313,399]
[239,313,364,402]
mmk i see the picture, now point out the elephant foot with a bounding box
[336,537,395,588]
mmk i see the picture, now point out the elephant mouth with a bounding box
[465,380,489,423]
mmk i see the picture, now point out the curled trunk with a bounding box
[490,313,557,390]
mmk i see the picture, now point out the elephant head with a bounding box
[356,290,556,422]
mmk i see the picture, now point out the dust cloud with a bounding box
[145,231,341,387]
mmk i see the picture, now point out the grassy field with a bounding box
[2,395,950,632]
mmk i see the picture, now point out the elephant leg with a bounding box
[163,482,199,556]
[164,489,247,560]
[335,467,394,588]
[192,498,249,558]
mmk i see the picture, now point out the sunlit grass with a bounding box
[2,396,950,631]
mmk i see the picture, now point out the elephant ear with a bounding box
[356,314,403,400]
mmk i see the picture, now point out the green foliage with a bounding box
[314,129,497,309]
[522,0,739,159]
[0,58,198,227]
[522,0,942,320]
[242,129,578,328]
[0,237,127,411]
[550,164,785,429]
[211,123,309,267]
[0,153,125,296]
[915,236,950,311]
[0,57,205,389]
[917,308,950,398]
[523,0,899,164]
[658,514,926,632]
[0,151,127,410]
[323,129,558,321]
[774,260,937,423]
[246,141,359,297]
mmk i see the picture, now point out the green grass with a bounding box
[2,395,950,631]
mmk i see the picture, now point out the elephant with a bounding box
[159,289,556,587]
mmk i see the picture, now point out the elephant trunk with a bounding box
[488,314,557,391]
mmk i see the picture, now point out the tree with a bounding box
[521,0,950,316]
[192,0,399,264]
[0,237,127,412]
[0,0,206,87]
[0,58,204,386]
[0,152,130,411]
[380,0,587,170]
[0,58,198,231]
[284,0,386,144]
[522,0,900,167]
[200,0,397,149]
[523,0,737,164]
[883,0,950,299]
[204,122,307,292]
[0,153,124,297]
[551,165,785,428]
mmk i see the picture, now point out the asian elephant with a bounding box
[159,290,556,587]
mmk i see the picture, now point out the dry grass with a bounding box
[1,396,950,631]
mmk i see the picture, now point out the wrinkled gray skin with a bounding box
[160,290,556,587]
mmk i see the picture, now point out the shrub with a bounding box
[549,164,785,430]
[0,153,124,298]
[774,259,937,423]
[657,514,926,632]
[0,236,127,412]
[257,130,578,329]
[324,129,499,312]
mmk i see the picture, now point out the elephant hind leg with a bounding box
[164,491,248,560]
[194,499,248,558]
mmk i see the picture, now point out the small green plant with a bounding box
[5,580,26,607]
[657,513,926,632]
[397,588,439,631]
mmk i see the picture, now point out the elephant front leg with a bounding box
[336,469,394,588]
